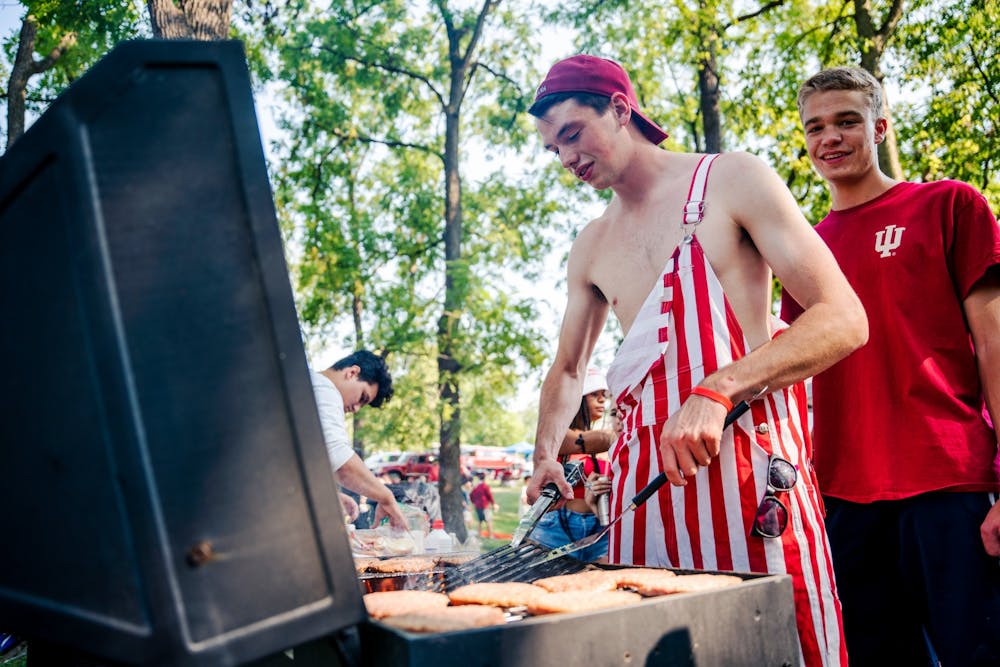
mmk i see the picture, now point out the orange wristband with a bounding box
[690,386,734,412]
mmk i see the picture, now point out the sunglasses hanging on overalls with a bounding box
[750,455,798,538]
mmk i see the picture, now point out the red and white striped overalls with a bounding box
[606,154,846,667]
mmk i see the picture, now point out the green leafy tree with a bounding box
[268,0,562,539]
[733,0,863,220]
[896,0,1000,203]
[735,0,999,216]
[546,0,795,154]
[849,0,906,179]
[3,0,144,149]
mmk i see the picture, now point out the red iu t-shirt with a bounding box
[782,180,1000,502]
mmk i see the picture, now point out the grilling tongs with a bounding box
[510,460,585,548]
[536,387,769,562]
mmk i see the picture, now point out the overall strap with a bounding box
[682,153,720,234]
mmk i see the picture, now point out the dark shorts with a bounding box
[825,492,1000,667]
[475,506,486,522]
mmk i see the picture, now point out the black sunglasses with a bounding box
[750,455,798,538]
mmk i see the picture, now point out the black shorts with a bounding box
[825,492,1000,666]
[475,507,486,522]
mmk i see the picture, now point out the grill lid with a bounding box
[0,39,363,666]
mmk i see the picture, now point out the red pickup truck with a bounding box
[382,451,478,482]
[382,452,442,481]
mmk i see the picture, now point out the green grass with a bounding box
[476,480,523,552]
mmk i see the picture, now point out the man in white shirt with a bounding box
[311,350,406,529]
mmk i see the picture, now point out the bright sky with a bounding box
[0,2,19,34]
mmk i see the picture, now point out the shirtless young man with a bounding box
[526,55,867,666]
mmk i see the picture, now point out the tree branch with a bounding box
[456,1,501,105]
[473,61,520,92]
[327,125,443,163]
[462,0,499,65]
[29,30,77,75]
[876,0,904,42]
[313,45,447,109]
[6,15,77,148]
[968,44,1000,109]
[725,0,787,30]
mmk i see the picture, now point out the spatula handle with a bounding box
[538,482,561,501]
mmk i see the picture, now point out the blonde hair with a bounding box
[798,67,883,120]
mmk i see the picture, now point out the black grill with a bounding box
[363,567,799,667]
[0,40,362,666]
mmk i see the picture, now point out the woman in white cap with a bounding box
[530,367,617,561]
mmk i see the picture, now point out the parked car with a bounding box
[364,450,404,475]
[382,451,473,483]
[382,452,441,482]
[461,446,524,482]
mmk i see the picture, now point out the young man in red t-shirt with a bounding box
[470,474,498,538]
[783,66,1000,665]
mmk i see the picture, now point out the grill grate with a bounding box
[442,541,587,591]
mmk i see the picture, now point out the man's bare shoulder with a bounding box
[708,151,773,186]
[569,205,617,258]
[704,152,801,225]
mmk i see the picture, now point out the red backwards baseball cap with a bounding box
[532,54,669,146]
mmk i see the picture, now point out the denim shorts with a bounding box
[530,508,608,562]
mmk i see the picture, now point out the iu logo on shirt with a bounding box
[874,224,906,257]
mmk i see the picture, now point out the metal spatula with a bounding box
[535,388,767,563]
[510,460,584,549]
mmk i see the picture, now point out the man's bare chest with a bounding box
[589,224,691,333]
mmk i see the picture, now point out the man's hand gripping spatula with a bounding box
[536,387,768,563]
[509,460,585,549]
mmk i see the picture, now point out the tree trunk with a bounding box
[698,38,722,153]
[853,0,905,179]
[432,0,496,545]
[352,413,366,458]
[436,11,469,543]
[351,290,366,458]
[437,345,465,542]
[6,16,76,150]
[147,0,232,40]
[438,97,467,543]
[876,88,904,179]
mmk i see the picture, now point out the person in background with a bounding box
[311,350,406,530]
[384,469,442,522]
[530,367,615,562]
[519,473,533,518]
[470,473,498,538]
[526,54,866,666]
[783,66,1000,666]
[561,367,618,455]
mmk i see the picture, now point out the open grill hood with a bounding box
[0,40,362,666]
